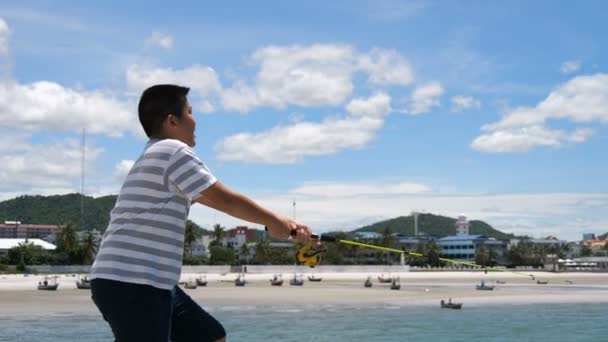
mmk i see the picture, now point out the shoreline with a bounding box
[2,272,608,315]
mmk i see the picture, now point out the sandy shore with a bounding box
[2,272,608,315]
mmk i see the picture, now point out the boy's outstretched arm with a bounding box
[195,181,311,243]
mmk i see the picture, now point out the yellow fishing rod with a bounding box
[297,233,567,283]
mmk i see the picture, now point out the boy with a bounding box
[90,84,312,342]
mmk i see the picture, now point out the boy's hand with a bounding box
[267,216,312,243]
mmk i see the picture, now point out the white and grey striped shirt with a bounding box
[90,139,216,290]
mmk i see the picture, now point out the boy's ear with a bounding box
[167,114,178,127]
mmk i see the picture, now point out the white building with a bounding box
[455,215,469,236]
[0,238,57,257]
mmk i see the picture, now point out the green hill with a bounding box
[0,193,117,231]
[1,194,514,240]
[352,213,515,240]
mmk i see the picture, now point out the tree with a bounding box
[209,246,235,265]
[8,242,46,268]
[238,243,250,264]
[425,241,443,267]
[380,226,396,264]
[254,239,271,264]
[475,245,491,267]
[210,224,225,247]
[580,245,592,257]
[54,223,80,263]
[79,231,98,264]
[184,221,197,257]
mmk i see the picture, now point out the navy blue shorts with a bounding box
[91,278,225,342]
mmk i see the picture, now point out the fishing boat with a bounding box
[377,273,392,283]
[184,281,197,289]
[476,280,495,291]
[440,299,463,309]
[536,280,549,285]
[495,280,507,284]
[364,276,373,288]
[38,276,59,291]
[289,273,304,286]
[196,275,208,287]
[75,275,91,289]
[390,277,401,290]
[307,274,322,282]
[234,273,246,287]
[270,274,284,286]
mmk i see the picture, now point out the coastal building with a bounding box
[0,221,64,239]
[455,215,469,236]
[225,226,257,249]
[394,234,438,251]
[438,235,508,262]
[581,236,608,249]
[0,238,57,257]
[583,233,596,241]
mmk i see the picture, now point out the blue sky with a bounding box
[0,0,606,241]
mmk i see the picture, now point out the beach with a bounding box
[2,271,608,315]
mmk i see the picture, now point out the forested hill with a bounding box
[0,194,117,231]
[352,213,516,240]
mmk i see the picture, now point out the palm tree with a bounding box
[425,241,443,267]
[239,243,250,264]
[210,224,225,247]
[55,223,79,264]
[184,221,197,257]
[254,239,271,264]
[80,231,98,264]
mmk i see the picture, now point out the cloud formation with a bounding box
[472,73,608,152]
[215,93,391,163]
[451,95,481,112]
[407,81,444,114]
[221,44,413,112]
[145,32,173,50]
[560,60,581,74]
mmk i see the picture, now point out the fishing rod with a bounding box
[295,232,570,284]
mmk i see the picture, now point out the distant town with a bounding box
[1,214,607,273]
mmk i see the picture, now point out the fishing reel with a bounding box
[296,241,327,268]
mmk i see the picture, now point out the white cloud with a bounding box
[216,116,384,163]
[346,92,391,117]
[114,160,134,181]
[216,93,391,163]
[561,60,581,74]
[0,81,139,136]
[0,18,9,56]
[472,73,608,153]
[145,32,173,50]
[0,135,103,194]
[222,44,356,112]
[221,44,414,112]
[450,95,481,112]
[407,81,444,114]
[126,64,221,108]
[357,48,414,86]
[188,179,608,241]
[471,125,594,153]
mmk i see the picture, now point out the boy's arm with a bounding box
[195,181,311,242]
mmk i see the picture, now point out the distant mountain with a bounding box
[599,232,608,240]
[1,194,514,240]
[351,213,515,240]
[0,193,117,231]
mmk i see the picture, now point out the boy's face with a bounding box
[166,101,196,147]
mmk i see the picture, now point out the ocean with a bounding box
[1,303,605,341]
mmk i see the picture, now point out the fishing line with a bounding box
[296,233,571,284]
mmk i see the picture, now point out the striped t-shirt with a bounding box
[90,138,216,290]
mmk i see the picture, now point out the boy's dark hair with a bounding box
[138,84,190,137]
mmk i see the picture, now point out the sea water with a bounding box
[1,303,605,342]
